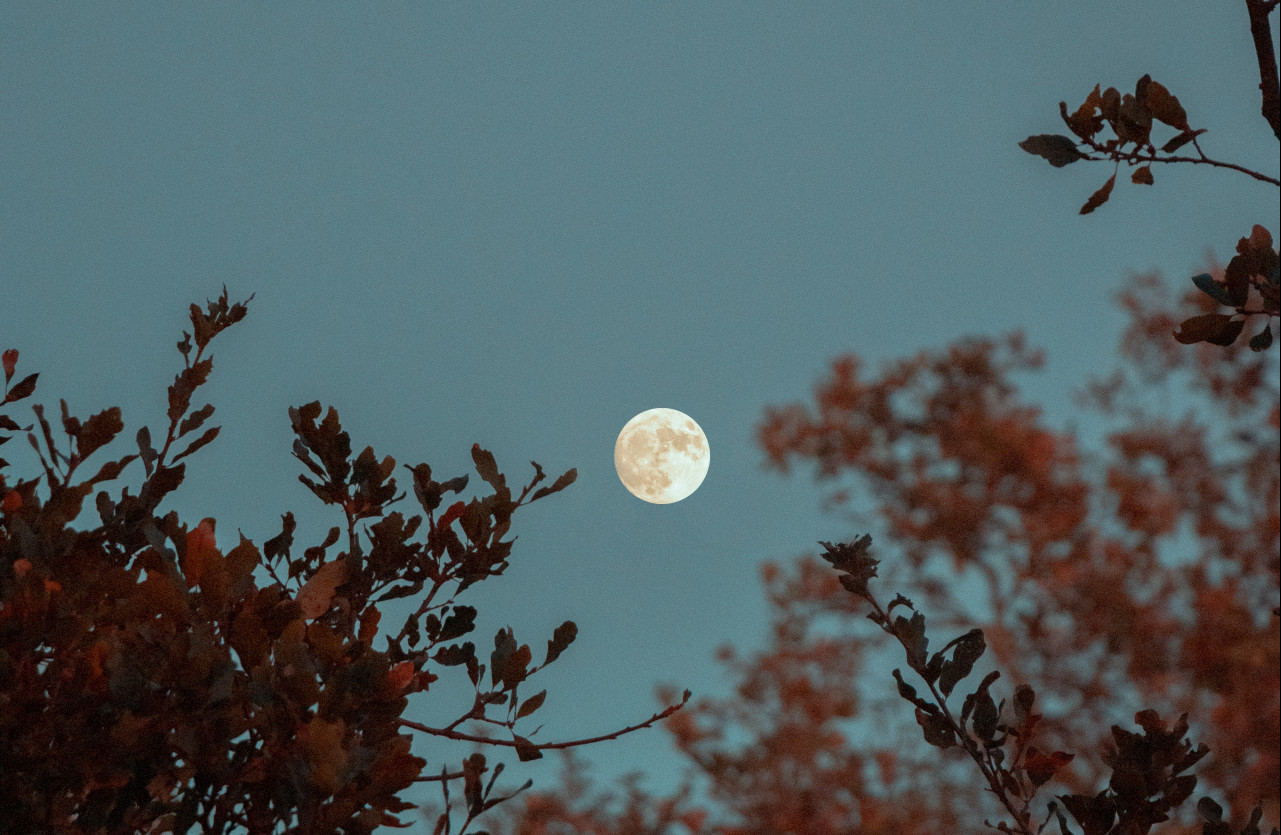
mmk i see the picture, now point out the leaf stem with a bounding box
[398,690,691,754]
[1078,138,1280,186]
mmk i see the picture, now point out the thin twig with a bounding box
[1078,140,1280,186]
[398,690,691,753]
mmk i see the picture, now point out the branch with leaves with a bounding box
[1022,71,1279,352]
[0,290,688,834]
[817,536,1277,835]
[1020,74,1278,213]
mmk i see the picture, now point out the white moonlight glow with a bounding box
[614,408,710,504]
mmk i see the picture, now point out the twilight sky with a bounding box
[3,2,1278,807]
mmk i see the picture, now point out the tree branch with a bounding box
[1077,137,1281,185]
[398,690,691,753]
[862,590,1035,835]
[1245,0,1281,140]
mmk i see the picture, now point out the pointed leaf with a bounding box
[938,629,986,697]
[531,467,577,501]
[1130,165,1153,185]
[2,349,16,384]
[3,373,37,405]
[1160,128,1206,153]
[516,689,547,720]
[1191,273,1235,306]
[172,425,220,463]
[1079,174,1116,215]
[87,454,137,485]
[179,403,215,438]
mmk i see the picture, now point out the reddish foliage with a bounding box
[498,264,1277,834]
[1,289,668,833]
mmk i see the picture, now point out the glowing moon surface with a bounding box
[614,408,710,504]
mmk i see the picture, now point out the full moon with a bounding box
[614,408,710,504]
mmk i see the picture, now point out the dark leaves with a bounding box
[1054,710,1210,833]
[438,606,477,643]
[1020,134,1086,167]
[86,454,138,486]
[915,706,957,750]
[515,689,547,720]
[178,403,214,438]
[1130,165,1154,185]
[513,735,542,762]
[1144,79,1189,130]
[544,621,577,666]
[263,512,296,563]
[434,642,476,667]
[1173,314,1245,346]
[472,444,505,491]
[894,611,929,669]
[137,426,158,476]
[967,670,1001,742]
[70,406,123,461]
[1249,323,1273,351]
[1079,173,1116,215]
[1160,128,1206,153]
[1061,791,1116,835]
[188,286,254,351]
[1025,748,1075,787]
[171,425,220,463]
[936,628,986,697]
[1013,683,1036,725]
[405,462,468,514]
[290,402,352,486]
[1060,86,1104,139]
[1197,797,1225,826]
[819,535,879,597]
[892,668,922,705]
[139,463,185,511]
[3,373,37,405]
[490,627,531,689]
[1191,273,1235,306]
[530,467,577,502]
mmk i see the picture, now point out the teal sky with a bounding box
[3,2,1278,810]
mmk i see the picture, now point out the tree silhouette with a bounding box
[0,289,688,834]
